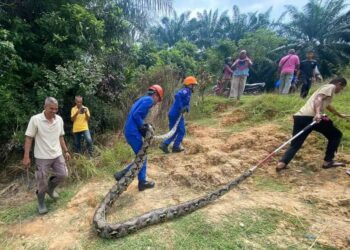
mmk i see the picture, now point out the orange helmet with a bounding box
[148,84,164,101]
[183,76,198,86]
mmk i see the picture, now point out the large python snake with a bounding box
[93,116,258,238]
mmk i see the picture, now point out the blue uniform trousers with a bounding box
[123,133,147,182]
[163,115,185,149]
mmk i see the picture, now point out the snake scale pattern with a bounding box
[93,117,257,238]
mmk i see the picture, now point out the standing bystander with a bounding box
[22,97,71,214]
[71,96,93,156]
[300,51,318,98]
[278,49,300,94]
[229,50,253,100]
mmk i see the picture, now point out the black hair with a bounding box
[329,77,347,86]
[147,89,156,96]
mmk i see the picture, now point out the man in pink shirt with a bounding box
[278,49,300,94]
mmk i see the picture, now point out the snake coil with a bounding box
[93,117,257,238]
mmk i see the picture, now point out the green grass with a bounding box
[0,139,133,225]
[189,86,350,152]
[2,85,349,249]
[65,140,133,182]
[172,208,309,249]
[188,95,235,121]
[87,231,169,250]
[97,140,133,176]
[253,176,291,192]
[86,208,315,250]
[0,183,80,224]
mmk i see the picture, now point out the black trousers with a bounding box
[280,116,342,165]
[300,75,312,98]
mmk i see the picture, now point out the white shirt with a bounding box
[295,84,335,117]
[25,111,65,159]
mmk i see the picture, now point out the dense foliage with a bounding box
[0,0,349,165]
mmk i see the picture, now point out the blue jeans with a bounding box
[73,130,93,155]
[163,115,185,149]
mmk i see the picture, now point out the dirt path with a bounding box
[1,109,350,249]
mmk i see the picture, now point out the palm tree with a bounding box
[227,5,272,41]
[193,9,230,49]
[151,11,191,46]
[277,0,350,75]
[116,0,173,12]
[108,0,173,40]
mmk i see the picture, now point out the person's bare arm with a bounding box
[327,105,350,120]
[231,59,238,68]
[71,110,80,122]
[313,94,327,122]
[59,136,71,161]
[22,136,33,168]
[247,58,253,66]
[84,107,90,120]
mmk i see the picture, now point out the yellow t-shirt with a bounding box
[71,106,90,133]
[295,84,335,116]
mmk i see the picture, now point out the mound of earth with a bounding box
[1,108,350,249]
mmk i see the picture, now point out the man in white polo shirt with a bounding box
[22,97,71,214]
[276,77,349,172]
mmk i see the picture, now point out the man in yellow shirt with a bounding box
[71,96,93,156]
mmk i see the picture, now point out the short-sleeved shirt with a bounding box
[233,58,252,76]
[279,54,300,73]
[25,111,65,159]
[295,84,336,117]
[300,60,317,78]
[71,106,90,133]
[223,64,233,80]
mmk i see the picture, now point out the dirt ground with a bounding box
[1,109,350,249]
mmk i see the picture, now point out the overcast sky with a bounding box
[173,0,312,20]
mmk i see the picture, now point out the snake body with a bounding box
[93,117,257,238]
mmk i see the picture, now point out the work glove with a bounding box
[181,107,189,114]
[139,123,151,137]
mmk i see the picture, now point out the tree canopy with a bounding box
[0,0,349,164]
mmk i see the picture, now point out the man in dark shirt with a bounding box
[299,51,318,98]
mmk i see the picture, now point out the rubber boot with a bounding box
[159,143,170,154]
[138,180,155,191]
[172,147,184,153]
[47,176,59,199]
[36,191,48,215]
[114,168,129,181]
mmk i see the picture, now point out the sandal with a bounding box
[322,161,346,169]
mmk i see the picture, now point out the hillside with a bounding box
[1,89,350,249]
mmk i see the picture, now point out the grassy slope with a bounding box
[88,86,349,249]
[1,85,349,249]
[190,85,350,150]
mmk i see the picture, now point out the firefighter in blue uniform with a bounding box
[114,85,164,191]
[159,76,198,153]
